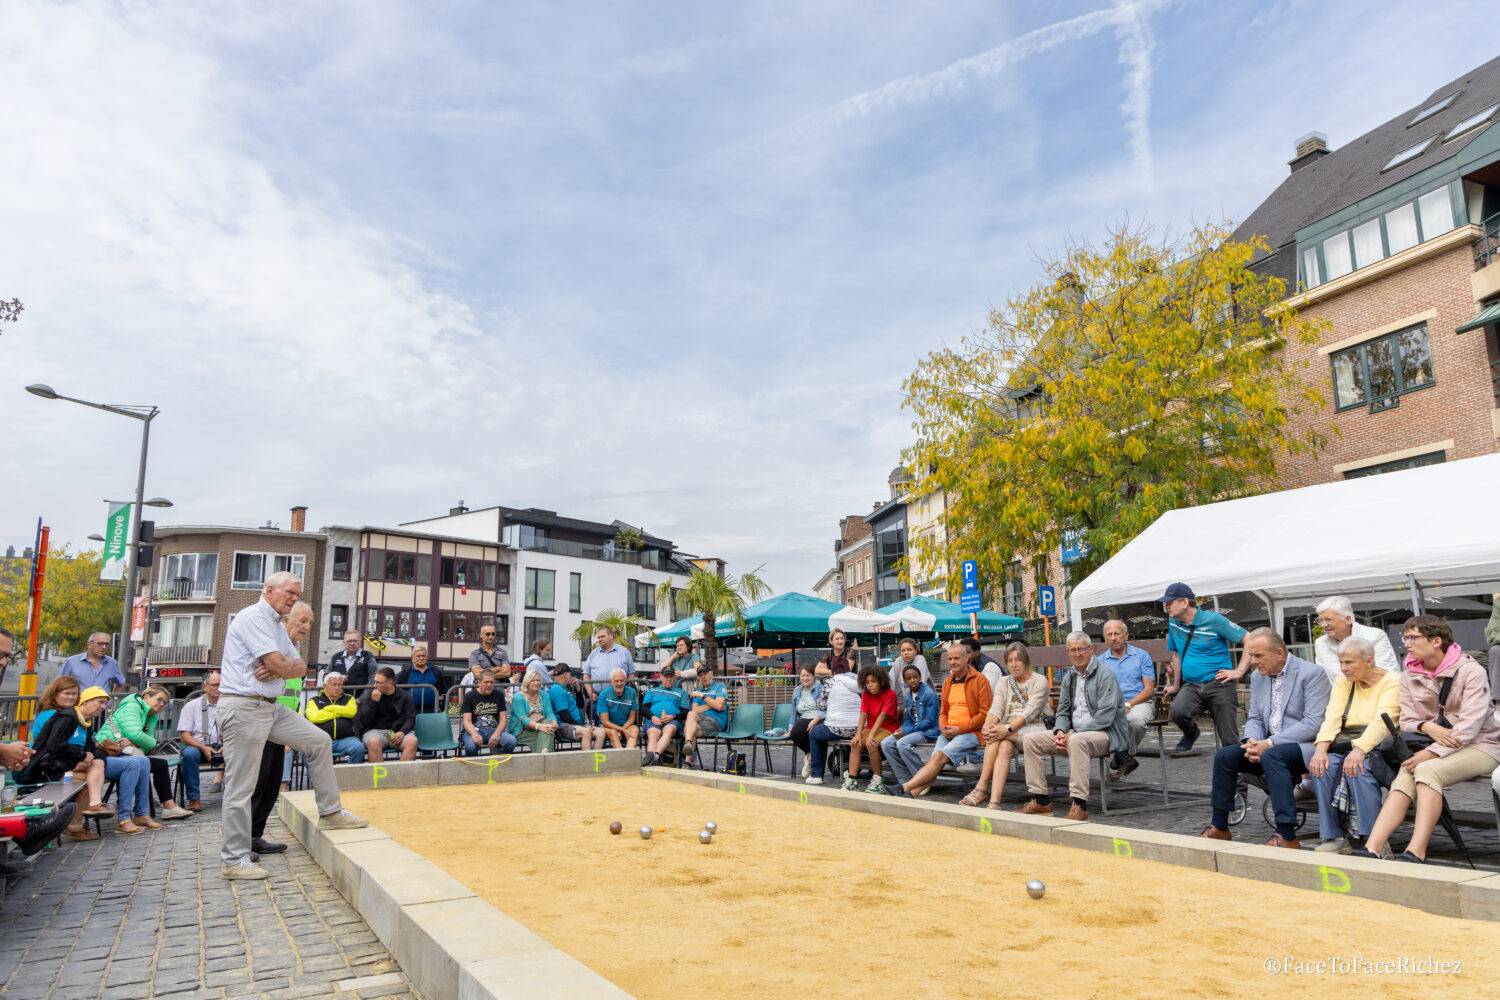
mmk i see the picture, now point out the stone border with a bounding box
[278,750,642,1000]
[643,767,1500,921]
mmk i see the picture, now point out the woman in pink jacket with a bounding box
[1357,615,1500,863]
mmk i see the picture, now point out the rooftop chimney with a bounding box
[450,501,469,516]
[290,506,307,532]
[1289,131,1330,173]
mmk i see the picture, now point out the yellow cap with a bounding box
[78,686,110,703]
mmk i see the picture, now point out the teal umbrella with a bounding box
[873,595,1024,634]
[641,613,702,648]
[702,592,848,647]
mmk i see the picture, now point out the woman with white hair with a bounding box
[1305,636,1399,854]
[1312,596,1399,681]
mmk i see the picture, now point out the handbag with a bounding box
[1380,674,1454,766]
[722,750,747,776]
[1327,687,1362,754]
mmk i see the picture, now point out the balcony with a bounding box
[518,539,690,573]
[157,577,215,601]
[146,645,210,665]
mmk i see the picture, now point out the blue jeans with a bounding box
[934,731,983,765]
[106,755,152,821]
[178,745,220,801]
[1211,741,1309,835]
[881,732,931,784]
[808,722,855,778]
[1308,747,1385,838]
[462,726,519,756]
[330,736,366,763]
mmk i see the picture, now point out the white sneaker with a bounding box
[865,777,885,794]
[801,756,811,779]
[840,776,859,792]
[318,810,370,831]
[220,859,268,881]
[805,775,822,785]
[1315,837,1349,853]
[954,761,982,775]
[159,806,193,821]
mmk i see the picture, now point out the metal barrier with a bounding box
[0,695,40,743]
[1476,211,1500,270]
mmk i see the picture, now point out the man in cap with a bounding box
[1159,583,1249,756]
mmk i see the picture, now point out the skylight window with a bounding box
[1445,103,1499,141]
[1409,93,1457,126]
[1382,135,1437,171]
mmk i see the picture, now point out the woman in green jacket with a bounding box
[100,686,193,821]
[509,671,558,753]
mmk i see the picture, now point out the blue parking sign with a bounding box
[1038,586,1056,617]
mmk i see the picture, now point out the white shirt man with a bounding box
[1312,597,1400,680]
[217,573,366,881]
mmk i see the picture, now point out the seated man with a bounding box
[304,672,366,764]
[1312,596,1399,682]
[459,669,519,756]
[1097,620,1157,758]
[1199,628,1331,848]
[1017,632,1132,821]
[598,668,641,749]
[682,665,730,763]
[548,665,606,750]
[888,643,991,797]
[642,665,689,765]
[356,666,418,761]
[177,670,224,810]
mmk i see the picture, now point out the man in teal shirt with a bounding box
[1159,582,1249,756]
[682,666,729,765]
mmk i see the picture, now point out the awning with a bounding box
[1456,300,1500,333]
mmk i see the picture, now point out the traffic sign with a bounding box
[959,591,982,613]
[1038,586,1056,617]
[961,559,978,593]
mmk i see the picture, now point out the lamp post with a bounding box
[26,383,163,681]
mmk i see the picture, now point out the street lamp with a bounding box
[26,383,161,679]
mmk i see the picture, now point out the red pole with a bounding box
[20,525,49,738]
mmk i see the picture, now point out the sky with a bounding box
[2,0,1495,596]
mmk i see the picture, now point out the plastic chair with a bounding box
[414,713,460,758]
[707,705,766,775]
[752,703,795,775]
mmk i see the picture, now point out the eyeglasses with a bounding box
[1401,633,1425,644]
[0,650,11,663]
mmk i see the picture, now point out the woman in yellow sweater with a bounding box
[1305,636,1399,855]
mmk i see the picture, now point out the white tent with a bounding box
[1068,453,1500,631]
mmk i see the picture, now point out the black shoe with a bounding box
[1348,847,1378,859]
[250,853,259,863]
[251,838,288,855]
[1394,851,1427,864]
[17,802,76,854]
[1114,756,1140,779]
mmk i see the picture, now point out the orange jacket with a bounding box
[940,668,993,744]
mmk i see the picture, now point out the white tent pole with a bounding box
[1406,573,1424,615]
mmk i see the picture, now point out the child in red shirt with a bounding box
[846,666,899,794]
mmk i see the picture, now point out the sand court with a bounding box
[338,776,1500,999]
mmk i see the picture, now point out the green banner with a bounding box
[100,501,131,582]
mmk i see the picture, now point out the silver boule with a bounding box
[639,826,653,840]
[704,821,718,833]
[1026,879,1045,899]
[699,830,713,844]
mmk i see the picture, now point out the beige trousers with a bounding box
[1022,728,1109,801]
[1390,744,1498,798]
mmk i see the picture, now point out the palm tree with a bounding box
[655,565,770,674]
[612,526,643,554]
[568,607,646,660]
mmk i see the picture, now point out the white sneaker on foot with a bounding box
[840,776,859,791]
[805,775,822,785]
[159,806,193,821]
[1315,837,1349,853]
[220,859,268,881]
[865,777,885,794]
[801,756,811,779]
[318,810,370,830]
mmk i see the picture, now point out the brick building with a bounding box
[1236,55,1500,483]
[834,514,874,610]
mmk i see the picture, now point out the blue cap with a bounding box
[1157,582,1195,604]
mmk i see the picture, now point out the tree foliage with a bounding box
[0,297,20,330]
[903,223,1329,603]
[568,607,647,656]
[655,565,770,673]
[0,546,124,663]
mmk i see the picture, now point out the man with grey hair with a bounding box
[1016,632,1132,821]
[218,573,366,881]
[59,631,127,692]
[1098,619,1157,759]
[1312,596,1398,681]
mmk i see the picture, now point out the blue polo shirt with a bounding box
[549,683,583,725]
[403,664,440,712]
[1167,610,1246,684]
[1098,644,1156,701]
[598,685,640,725]
[692,682,729,729]
[643,686,688,723]
[59,653,126,692]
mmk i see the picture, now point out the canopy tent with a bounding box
[1067,453,1500,631]
[874,595,1025,635]
[827,604,938,635]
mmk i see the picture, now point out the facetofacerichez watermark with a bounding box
[1264,956,1462,976]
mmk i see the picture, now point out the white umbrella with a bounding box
[827,605,937,634]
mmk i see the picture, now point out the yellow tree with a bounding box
[903,223,1329,604]
[0,545,125,661]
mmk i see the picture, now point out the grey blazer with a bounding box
[1243,653,1332,746]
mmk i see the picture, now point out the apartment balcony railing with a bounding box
[518,539,690,573]
[157,577,215,600]
[146,645,211,665]
[1475,211,1500,270]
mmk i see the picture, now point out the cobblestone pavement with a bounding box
[746,742,1500,870]
[0,795,420,1000]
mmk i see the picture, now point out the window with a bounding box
[1415,187,1454,237]
[380,609,397,638]
[364,608,377,636]
[1001,560,1024,616]
[627,579,656,620]
[332,546,352,581]
[1409,93,1457,126]
[379,552,428,583]
[1382,135,1437,171]
[1322,231,1353,281]
[439,612,476,642]
[671,587,691,620]
[1445,103,1499,141]
[231,552,305,589]
[1300,246,1322,289]
[1344,451,1446,479]
[1384,202,1419,255]
[524,617,554,649]
[491,615,507,645]
[159,614,212,648]
[1351,218,1383,270]
[1300,184,1461,289]
[525,568,555,610]
[159,552,216,599]
[328,605,348,639]
[1330,323,1436,412]
[440,557,503,590]
[414,611,428,639]
[570,573,582,614]
[865,555,873,578]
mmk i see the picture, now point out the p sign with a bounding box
[961,559,978,593]
[1038,586,1056,617]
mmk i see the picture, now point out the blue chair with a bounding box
[752,702,796,775]
[414,713,459,758]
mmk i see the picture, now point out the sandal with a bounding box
[81,802,115,818]
[909,786,930,798]
[115,820,144,836]
[959,789,988,807]
[62,826,100,842]
[986,800,1005,810]
[134,815,164,830]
